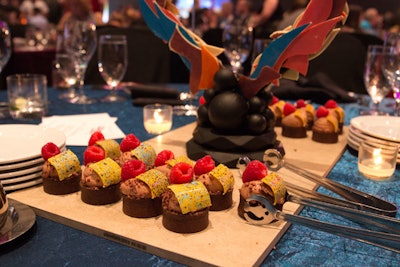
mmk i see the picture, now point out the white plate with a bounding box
[3,177,42,192]
[0,171,41,185]
[0,164,42,179]
[0,157,44,172]
[350,116,400,142]
[0,125,66,164]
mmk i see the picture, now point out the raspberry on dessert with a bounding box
[120,134,141,152]
[283,103,296,116]
[242,160,268,183]
[316,106,330,118]
[155,150,175,167]
[325,99,338,109]
[41,142,61,160]
[169,162,194,184]
[84,145,105,165]
[88,131,105,146]
[194,155,215,176]
[121,159,146,181]
[296,99,306,108]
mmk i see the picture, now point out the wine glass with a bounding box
[222,23,253,75]
[54,34,78,100]
[382,32,400,116]
[63,18,97,104]
[360,45,392,115]
[98,34,128,102]
[0,21,11,119]
[0,21,11,74]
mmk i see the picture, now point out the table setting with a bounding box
[0,0,400,265]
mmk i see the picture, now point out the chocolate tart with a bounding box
[122,195,162,218]
[281,125,307,138]
[80,182,121,205]
[312,130,338,143]
[209,190,233,211]
[43,174,81,195]
[162,208,209,233]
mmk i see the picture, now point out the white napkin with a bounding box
[40,113,126,146]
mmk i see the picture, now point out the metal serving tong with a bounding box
[244,195,400,253]
[260,148,398,217]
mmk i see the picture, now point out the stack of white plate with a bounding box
[347,116,400,163]
[0,125,66,192]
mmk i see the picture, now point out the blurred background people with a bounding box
[360,7,383,37]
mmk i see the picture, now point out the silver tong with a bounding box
[238,148,398,217]
[244,195,400,253]
[237,149,400,252]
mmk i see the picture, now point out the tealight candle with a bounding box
[143,104,173,135]
[358,141,398,180]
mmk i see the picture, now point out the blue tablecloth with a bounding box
[0,86,399,266]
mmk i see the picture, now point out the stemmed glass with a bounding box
[98,34,128,102]
[0,21,11,118]
[360,45,391,115]
[0,21,11,74]
[222,23,253,75]
[54,34,78,100]
[63,19,97,104]
[382,32,400,116]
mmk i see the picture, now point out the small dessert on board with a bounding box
[312,106,339,143]
[41,142,81,195]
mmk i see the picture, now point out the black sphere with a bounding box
[262,108,276,129]
[208,92,248,130]
[197,104,210,126]
[257,87,274,106]
[203,88,217,103]
[213,68,238,92]
[246,114,267,134]
[248,96,266,114]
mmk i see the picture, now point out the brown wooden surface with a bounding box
[9,123,348,266]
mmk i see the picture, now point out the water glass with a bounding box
[358,141,398,181]
[143,104,173,135]
[7,74,48,120]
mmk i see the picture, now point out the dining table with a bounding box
[0,84,399,266]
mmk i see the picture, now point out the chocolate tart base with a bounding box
[162,208,209,233]
[80,182,121,205]
[210,190,233,211]
[281,125,307,138]
[312,130,338,143]
[122,195,162,218]
[42,174,81,195]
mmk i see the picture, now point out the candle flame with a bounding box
[154,109,164,123]
[373,148,383,165]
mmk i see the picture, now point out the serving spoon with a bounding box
[237,148,398,217]
[244,195,400,253]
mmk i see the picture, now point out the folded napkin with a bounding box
[124,82,181,99]
[271,72,357,104]
[40,113,125,146]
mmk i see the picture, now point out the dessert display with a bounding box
[161,161,212,233]
[118,134,157,169]
[237,160,287,220]
[120,160,169,218]
[325,100,345,134]
[81,157,122,205]
[269,96,285,127]
[41,142,82,195]
[312,106,339,144]
[281,103,308,138]
[139,0,347,167]
[155,154,194,178]
[85,131,121,162]
[194,155,234,211]
[295,99,315,130]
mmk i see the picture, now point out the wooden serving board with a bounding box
[8,123,348,267]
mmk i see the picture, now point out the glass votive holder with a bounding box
[358,141,398,181]
[143,104,173,135]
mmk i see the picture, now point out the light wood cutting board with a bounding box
[9,123,348,266]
